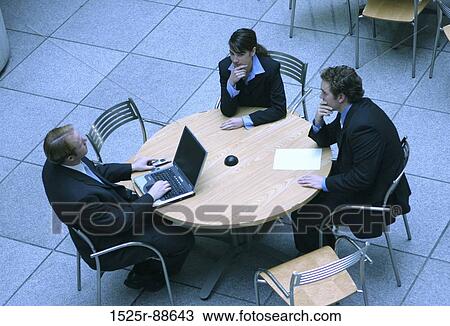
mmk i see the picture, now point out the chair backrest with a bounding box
[383,136,409,205]
[438,0,450,19]
[289,243,369,305]
[86,98,147,162]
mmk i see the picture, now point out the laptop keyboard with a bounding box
[146,168,191,201]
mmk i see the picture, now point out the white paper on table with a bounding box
[273,148,322,170]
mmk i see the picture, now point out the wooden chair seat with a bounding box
[260,246,357,306]
[363,0,430,22]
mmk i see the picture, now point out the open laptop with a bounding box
[133,126,207,207]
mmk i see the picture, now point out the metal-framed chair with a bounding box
[69,226,174,306]
[215,51,311,119]
[354,0,431,78]
[87,98,167,162]
[320,137,412,287]
[429,0,450,78]
[254,237,371,306]
[289,0,353,38]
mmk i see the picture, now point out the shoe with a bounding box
[124,271,165,292]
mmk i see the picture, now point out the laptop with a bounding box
[133,126,207,207]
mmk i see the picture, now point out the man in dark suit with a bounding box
[291,65,411,253]
[218,28,286,130]
[42,125,194,291]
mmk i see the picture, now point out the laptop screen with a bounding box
[173,127,207,186]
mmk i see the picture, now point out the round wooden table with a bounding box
[133,108,331,228]
[132,108,332,299]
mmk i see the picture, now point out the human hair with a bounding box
[228,28,268,57]
[320,65,365,103]
[43,124,77,164]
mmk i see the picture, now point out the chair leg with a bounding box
[412,21,418,78]
[355,8,360,68]
[76,251,81,291]
[360,259,369,306]
[429,9,442,78]
[302,100,308,121]
[372,19,376,38]
[96,269,102,305]
[160,259,174,305]
[290,0,297,38]
[346,0,353,35]
[289,0,292,10]
[254,272,262,306]
[384,231,401,287]
[402,214,412,241]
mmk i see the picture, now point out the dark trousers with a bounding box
[291,191,351,254]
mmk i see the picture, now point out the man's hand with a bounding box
[228,65,247,86]
[220,117,244,130]
[298,175,324,190]
[314,101,333,126]
[131,156,155,172]
[148,181,171,200]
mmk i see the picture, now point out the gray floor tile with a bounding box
[0,88,75,160]
[310,36,433,103]
[0,162,67,249]
[431,222,450,263]
[403,258,450,305]
[82,54,211,121]
[338,243,425,305]
[0,38,124,103]
[53,0,172,51]
[253,22,345,85]
[0,30,45,80]
[179,0,276,20]
[407,51,450,113]
[394,106,450,183]
[358,174,450,256]
[262,0,351,35]
[0,0,86,36]
[134,7,254,68]
[0,156,18,182]
[145,0,179,5]
[0,237,50,305]
[172,71,219,121]
[56,234,77,256]
[173,236,278,303]
[135,282,252,306]
[6,251,139,305]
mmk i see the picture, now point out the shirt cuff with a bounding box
[227,80,240,98]
[242,115,254,129]
[321,178,328,192]
[311,119,324,134]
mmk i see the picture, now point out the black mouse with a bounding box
[224,155,238,166]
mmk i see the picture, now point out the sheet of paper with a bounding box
[273,148,322,170]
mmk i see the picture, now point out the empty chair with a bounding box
[320,137,412,287]
[429,0,450,78]
[254,237,371,306]
[69,226,174,306]
[354,0,431,78]
[87,98,167,162]
[289,0,353,38]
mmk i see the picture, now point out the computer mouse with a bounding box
[224,155,238,167]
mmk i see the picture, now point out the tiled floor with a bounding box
[0,0,449,306]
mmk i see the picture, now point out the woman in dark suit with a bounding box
[218,28,287,130]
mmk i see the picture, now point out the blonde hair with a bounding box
[43,124,77,164]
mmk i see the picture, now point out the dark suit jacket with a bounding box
[308,98,411,237]
[42,157,156,270]
[218,55,287,126]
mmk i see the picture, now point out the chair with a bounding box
[254,237,371,306]
[69,226,174,306]
[87,98,167,162]
[354,0,431,78]
[289,0,353,38]
[215,51,311,119]
[320,137,412,287]
[429,0,450,78]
